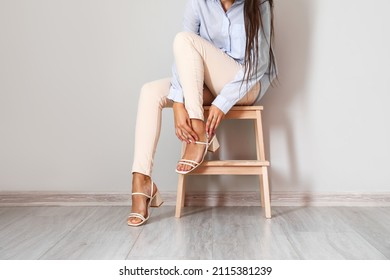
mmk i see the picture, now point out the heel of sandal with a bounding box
[150,190,164,207]
[207,136,220,152]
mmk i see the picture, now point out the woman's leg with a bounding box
[235,82,261,106]
[173,32,244,120]
[173,32,259,171]
[131,78,172,176]
[129,78,221,225]
[129,78,172,225]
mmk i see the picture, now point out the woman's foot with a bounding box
[176,119,208,173]
[127,173,157,226]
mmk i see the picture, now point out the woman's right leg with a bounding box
[131,78,172,176]
[172,32,243,172]
[129,78,215,226]
[129,78,172,226]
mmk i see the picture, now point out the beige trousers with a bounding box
[132,32,260,176]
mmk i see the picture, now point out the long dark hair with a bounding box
[243,0,277,87]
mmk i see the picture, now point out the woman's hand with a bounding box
[206,105,225,136]
[173,102,198,143]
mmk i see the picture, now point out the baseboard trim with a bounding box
[1,191,390,207]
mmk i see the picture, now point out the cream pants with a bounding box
[132,32,260,176]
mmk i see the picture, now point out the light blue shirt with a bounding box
[168,0,275,114]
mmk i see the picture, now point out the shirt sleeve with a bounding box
[211,2,272,114]
[167,0,200,103]
[183,0,200,34]
[168,63,184,103]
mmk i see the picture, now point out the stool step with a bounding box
[204,106,263,120]
[189,160,270,175]
[201,160,269,167]
[204,106,263,111]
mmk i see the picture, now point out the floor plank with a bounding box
[40,207,141,260]
[0,207,37,231]
[127,207,213,259]
[335,207,390,258]
[0,206,389,260]
[286,231,387,260]
[212,207,300,259]
[0,207,97,259]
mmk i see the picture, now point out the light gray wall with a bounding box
[1,0,390,193]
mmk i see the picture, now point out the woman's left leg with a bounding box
[172,32,260,172]
[129,78,172,226]
[173,32,243,120]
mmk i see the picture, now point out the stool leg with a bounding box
[176,142,187,218]
[259,174,265,208]
[254,112,265,209]
[181,176,186,208]
[254,109,271,218]
[262,166,271,218]
[175,174,186,218]
[254,111,266,161]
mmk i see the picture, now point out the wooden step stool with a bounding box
[175,106,271,219]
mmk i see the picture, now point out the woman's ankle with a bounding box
[132,173,150,185]
[191,119,206,140]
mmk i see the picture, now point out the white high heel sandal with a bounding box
[127,180,163,227]
[175,134,220,175]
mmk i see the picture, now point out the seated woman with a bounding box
[128,0,277,227]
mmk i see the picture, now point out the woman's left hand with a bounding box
[206,105,225,136]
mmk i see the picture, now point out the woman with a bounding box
[128,0,277,226]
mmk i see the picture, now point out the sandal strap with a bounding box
[177,161,197,168]
[196,134,215,146]
[178,137,212,164]
[150,180,154,197]
[131,180,155,199]
[128,212,146,221]
[178,159,199,165]
[194,140,208,145]
[131,192,152,199]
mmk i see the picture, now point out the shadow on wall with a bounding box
[261,0,315,194]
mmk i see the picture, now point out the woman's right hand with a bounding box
[173,102,198,144]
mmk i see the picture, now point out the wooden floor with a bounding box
[0,206,389,260]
